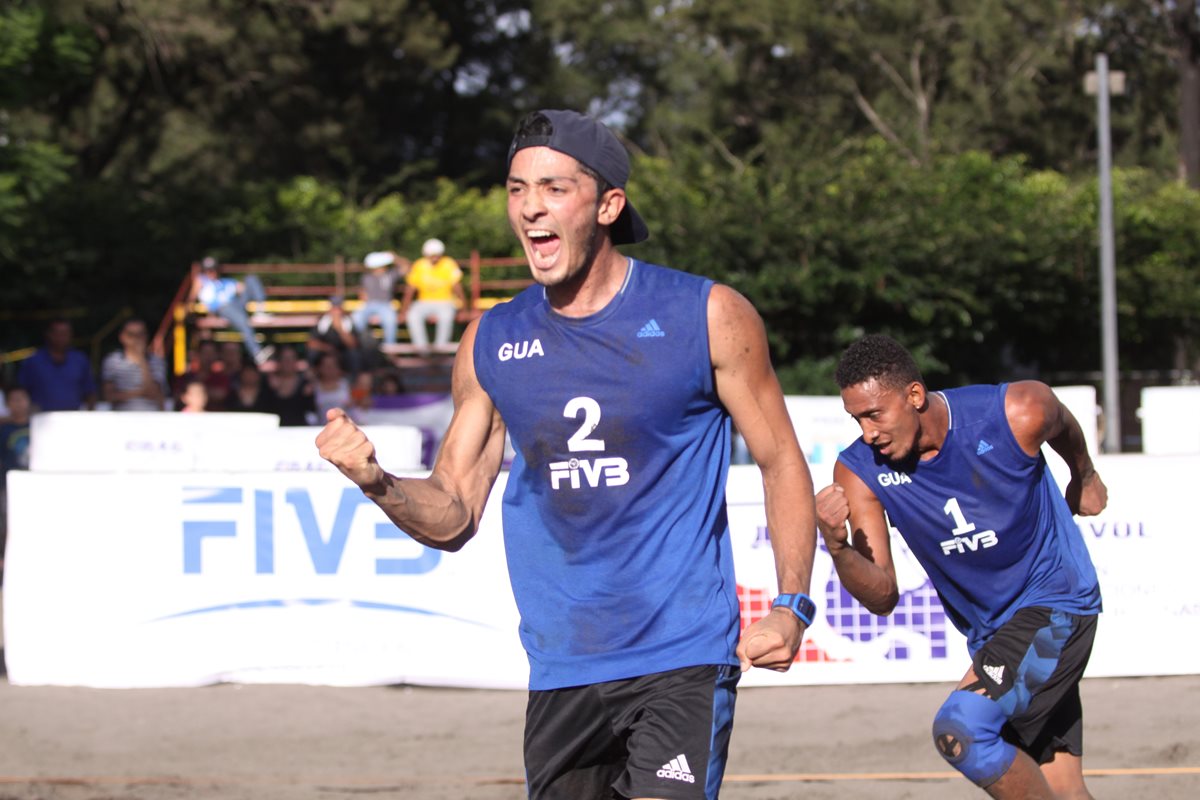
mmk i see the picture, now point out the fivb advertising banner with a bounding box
[5,453,1197,688]
[4,470,527,688]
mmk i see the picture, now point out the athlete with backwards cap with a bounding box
[317,109,818,800]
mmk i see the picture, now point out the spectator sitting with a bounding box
[307,296,378,376]
[18,318,97,412]
[349,370,374,416]
[226,363,275,413]
[263,345,317,426]
[178,378,208,413]
[312,351,355,422]
[371,370,407,408]
[218,341,247,386]
[188,256,275,366]
[400,238,465,352]
[174,339,230,411]
[100,318,168,411]
[0,385,32,560]
[353,251,410,347]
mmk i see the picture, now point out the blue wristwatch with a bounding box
[771,593,816,626]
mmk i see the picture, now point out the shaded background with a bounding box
[2,1,1199,435]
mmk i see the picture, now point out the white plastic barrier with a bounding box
[1139,385,1200,455]
[1051,385,1100,456]
[29,411,280,473]
[194,425,425,473]
[4,470,526,688]
[28,412,424,473]
[4,454,1196,688]
[783,395,860,480]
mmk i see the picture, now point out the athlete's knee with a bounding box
[931,690,1017,787]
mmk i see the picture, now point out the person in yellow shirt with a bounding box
[401,238,465,351]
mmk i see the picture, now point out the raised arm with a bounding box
[816,462,900,616]
[1005,380,1107,516]
[315,318,508,550]
[708,284,817,671]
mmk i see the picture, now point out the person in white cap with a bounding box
[399,238,465,351]
[353,250,409,346]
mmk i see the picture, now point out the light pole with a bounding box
[1085,54,1125,453]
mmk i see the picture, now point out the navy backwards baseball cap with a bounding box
[507,109,649,245]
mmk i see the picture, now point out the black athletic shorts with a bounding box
[523,664,740,800]
[968,606,1098,764]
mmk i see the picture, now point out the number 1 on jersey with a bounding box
[943,497,977,535]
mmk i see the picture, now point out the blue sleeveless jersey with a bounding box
[837,384,1101,654]
[474,260,740,690]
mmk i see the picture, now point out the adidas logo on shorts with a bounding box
[982,663,1005,684]
[657,753,696,784]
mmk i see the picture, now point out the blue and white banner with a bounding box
[4,452,1196,688]
[4,471,526,687]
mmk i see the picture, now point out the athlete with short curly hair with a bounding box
[817,333,1106,800]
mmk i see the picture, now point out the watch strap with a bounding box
[771,593,816,626]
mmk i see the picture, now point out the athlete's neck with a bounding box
[546,248,630,319]
[917,391,950,461]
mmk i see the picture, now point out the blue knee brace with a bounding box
[931,690,1017,787]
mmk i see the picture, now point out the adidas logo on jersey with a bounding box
[976,440,994,455]
[637,319,666,338]
[657,754,696,784]
[982,663,1006,684]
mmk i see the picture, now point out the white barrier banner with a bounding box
[28,411,424,474]
[5,455,1196,688]
[4,471,527,688]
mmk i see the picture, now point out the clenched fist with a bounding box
[815,483,851,551]
[315,408,385,492]
[1066,470,1108,517]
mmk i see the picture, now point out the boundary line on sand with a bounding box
[2,767,1200,787]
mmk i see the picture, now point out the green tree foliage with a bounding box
[0,0,545,340]
[1,0,1197,402]
[629,140,1107,391]
[0,4,80,261]
[1093,0,1200,186]
[1115,174,1200,368]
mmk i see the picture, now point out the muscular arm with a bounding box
[816,463,900,615]
[708,285,817,671]
[1005,380,1107,515]
[316,319,508,550]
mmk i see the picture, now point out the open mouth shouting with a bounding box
[526,229,562,268]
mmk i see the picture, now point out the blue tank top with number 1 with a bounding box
[474,259,740,690]
[837,384,1101,654]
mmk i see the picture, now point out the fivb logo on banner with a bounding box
[182,486,441,575]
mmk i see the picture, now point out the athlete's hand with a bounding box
[315,408,385,492]
[815,483,851,552]
[737,608,805,672]
[1066,470,1108,517]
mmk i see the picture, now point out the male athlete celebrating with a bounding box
[816,334,1105,799]
[317,109,818,799]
